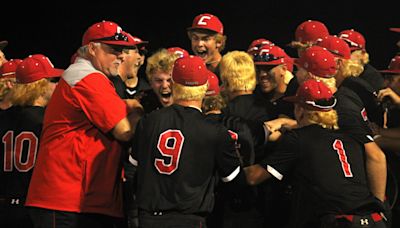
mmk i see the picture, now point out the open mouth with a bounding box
[160,92,172,98]
[195,50,208,59]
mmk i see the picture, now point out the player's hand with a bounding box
[378,88,400,105]
[125,99,144,115]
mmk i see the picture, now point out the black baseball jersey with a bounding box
[138,89,164,114]
[222,94,276,123]
[262,124,384,226]
[358,63,385,93]
[335,84,374,144]
[131,104,241,214]
[341,76,385,127]
[0,106,44,198]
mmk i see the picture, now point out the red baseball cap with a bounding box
[338,29,366,51]
[389,28,400,33]
[82,21,137,47]
[0,40,8,50]
[16,54,64,84]
[172,55,209,86]
[380,56,400,74]
[125,33,149,46]
[254,45,292,67]
[187,13,224,34]
[167,47,189,58]
[0,59,23,78]
[294,46,338,78]
[247,38,274,56]
[316,35,351,59]
[205,70,220,96]
[295,20,329,44]
[284,79,336,111]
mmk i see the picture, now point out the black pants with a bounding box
[138,210,206,228]
[28,207,123,228]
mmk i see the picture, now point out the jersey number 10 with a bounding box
[2,131,38,172]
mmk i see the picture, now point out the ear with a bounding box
[87,42,97,56]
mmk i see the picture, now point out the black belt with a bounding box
[139,209,206,219]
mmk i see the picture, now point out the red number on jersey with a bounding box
[333,139,353,177]
[154,130,185,175]
[2,131,38,172]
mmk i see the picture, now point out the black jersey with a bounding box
[263,125,383,225]
[222,94,276,123]
[335,84,374,144]
[341,76,385,127]
[138,89,164,114]
[131,104,241,214]
[358,63,385,92]
[0,106,45,198]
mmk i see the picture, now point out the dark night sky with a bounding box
[2,1,399,70]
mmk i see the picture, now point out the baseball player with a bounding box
[187,13,226,80]
[129,55,246,228]
[245,79,389,228]
[0,54,62,228]
[0,40,8,67]
[0,59,22,111]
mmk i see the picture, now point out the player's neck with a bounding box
[174,100,202,112]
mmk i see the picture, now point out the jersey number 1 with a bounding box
[2,131,38,172]
[333,139,353,177]
[155,130,185,175]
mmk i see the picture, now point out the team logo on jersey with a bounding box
[360,108,368,121]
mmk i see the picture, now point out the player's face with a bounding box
[256,65,277,93]
[119,47,145,81]
[150,70,173,107]
[189,31,220,64]
[89,42,125,77]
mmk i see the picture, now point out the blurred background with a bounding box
[2,1,399,70]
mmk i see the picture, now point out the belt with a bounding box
[335,212,383,223]
[139,209,206,219]
[0,197,25,206]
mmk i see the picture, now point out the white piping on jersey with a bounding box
[267,165,283,181]
[366,135,374,142]
[129,155,138,166]
[221,166,240,182]
[62,57,107,87]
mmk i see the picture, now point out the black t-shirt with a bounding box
[139,89,164,114]
[262,125,383,225]
[0,106,45,198]
[131,104,241,214]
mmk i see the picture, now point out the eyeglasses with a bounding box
[92,32,128,42]
[253,53,283,63]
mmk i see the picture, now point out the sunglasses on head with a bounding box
[253,53,283,63]
[92,32,128,42]
[48,77,60,83]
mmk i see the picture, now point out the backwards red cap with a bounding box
[172,55,209,86]
[16,54,64,84]
[338,29,366,51]
[294,46,338,78]
[167,47,190,58]
[0,59,23,78]
[284,79,336,111]
[82,21,137,47]
[188,13,224,34]
[205,71,220,96]
[316,35,351,59]
[380,56,400,74]
[295,20,329,44]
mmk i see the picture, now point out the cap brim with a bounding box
[380,70,400,74]
[45,68,64,78]
[0,40,8,50]
[389,28,400,33]
[100,40,138,47]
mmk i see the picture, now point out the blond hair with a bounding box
[172,83,208,102]
[9,78,50,106]
[0,78,16,100]
[337,58,364,78]
[146,49,179,81]
[202,94,226,113]
[351,50,370,65]
[188,30,227,52]
[304,109,339,129]
[219,51,256,93]
[310,75,337,91]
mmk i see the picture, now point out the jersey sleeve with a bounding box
[215,126,242,183]
[72,73,128,133]
[259,130,299,180]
